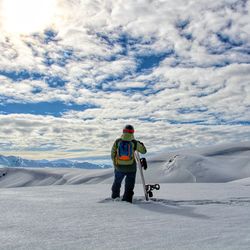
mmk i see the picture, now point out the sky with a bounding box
[0,0,249,160]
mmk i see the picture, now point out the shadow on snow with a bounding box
[99,197,250,220]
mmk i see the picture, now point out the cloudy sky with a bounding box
[0,0,249,160]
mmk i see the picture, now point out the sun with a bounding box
[1,0,57,34]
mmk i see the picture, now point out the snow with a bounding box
[1,183,250,250]
[0,167,113,188]
[0,142,250,249]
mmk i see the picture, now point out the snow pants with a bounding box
[111,170,136,203]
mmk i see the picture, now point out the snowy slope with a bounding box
[146,141,250,183]
[1,142,250,250]
[0,167,113,188]
[1,142,250,188]
[0,183,250,250]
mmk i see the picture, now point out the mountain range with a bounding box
[0,154,111,169]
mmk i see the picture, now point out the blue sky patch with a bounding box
[136,52,172,72]
[45,76,67,88]
[0,70,39,81]
[0,101,98,117]
[0,70,68,88]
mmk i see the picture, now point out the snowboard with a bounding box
[134,151,160,201]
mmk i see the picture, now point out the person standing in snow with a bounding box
[111,125,147,203]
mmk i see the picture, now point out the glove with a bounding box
[140,158,147,170]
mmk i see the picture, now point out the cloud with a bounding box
[0,0,249,159]
[0,113,249,160]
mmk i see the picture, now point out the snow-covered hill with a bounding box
[0,142,250,188]
[0,167,113,188]
[146,141,250,183]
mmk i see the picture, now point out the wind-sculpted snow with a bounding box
[1,142,250,188]
[147,142,250,183]
[0,167,113,188]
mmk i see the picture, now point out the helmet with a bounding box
[123,124,134,134]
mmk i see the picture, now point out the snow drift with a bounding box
[0,142,250,188]
[148,142,250,183]
[0,167,113,188]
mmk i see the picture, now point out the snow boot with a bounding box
[122,191,134,203]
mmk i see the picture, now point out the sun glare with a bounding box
[1,0,57,34]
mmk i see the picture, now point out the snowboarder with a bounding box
[111,125,147,203]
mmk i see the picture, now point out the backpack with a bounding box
[116,139,137,162]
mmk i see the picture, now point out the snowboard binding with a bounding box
[145,184,160,198]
